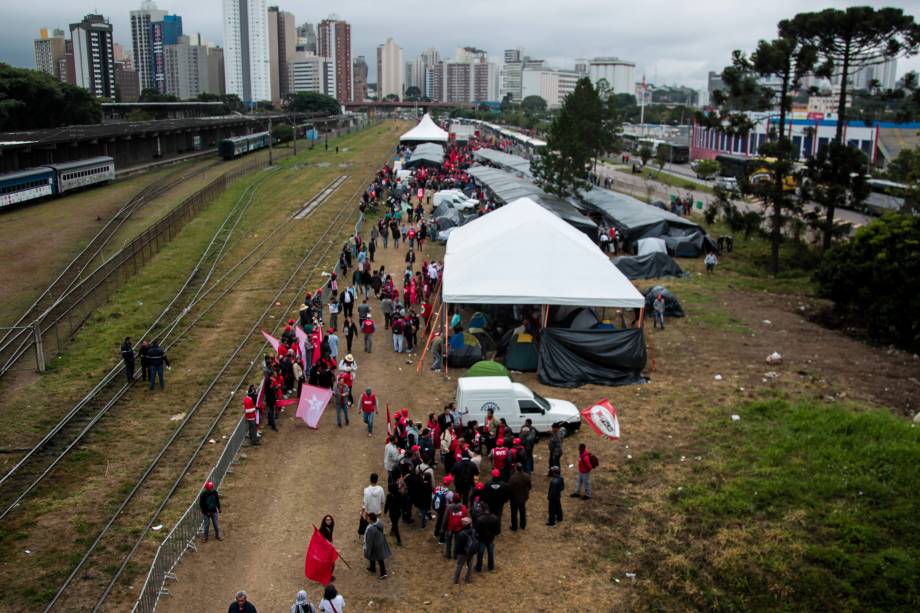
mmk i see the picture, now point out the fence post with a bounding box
[33,321,45,372]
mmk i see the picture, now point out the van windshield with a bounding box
[532,391,551,412]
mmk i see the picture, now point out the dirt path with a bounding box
[159,213,620,612]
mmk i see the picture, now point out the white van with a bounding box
[455,376,580,433]
[433,190,479,209]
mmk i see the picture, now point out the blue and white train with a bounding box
[0,156,115,210]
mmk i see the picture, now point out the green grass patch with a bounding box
[670,398,920,611]
[642,167,714,195]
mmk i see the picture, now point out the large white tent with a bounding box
[443,198,645,307]
[399,113,449,144]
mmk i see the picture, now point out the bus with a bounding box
[636,139,690,163]
[863,179,911,216]
[715,154,799,192]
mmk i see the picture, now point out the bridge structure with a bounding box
[343,100,475,115]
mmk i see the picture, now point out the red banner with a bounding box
[580,399,620,440]
[295,384,333,429]
[304,526,338,585]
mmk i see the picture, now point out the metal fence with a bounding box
[130,159,375,612]
[131,416,247,613]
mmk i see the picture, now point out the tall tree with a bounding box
[788,7,920,249]
[521,95,547,113]
[0,64,101,130]
[284,92,340,116]
[531,77,618,197]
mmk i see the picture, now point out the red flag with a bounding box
[295,384,333,429]
[386,403,393,437]
[304,526,338,585]
[261,330,280,353]
[580,399,620,440]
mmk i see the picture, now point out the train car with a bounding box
[218,132,270,160]
[0,167,57,209]
[46,156,115,194]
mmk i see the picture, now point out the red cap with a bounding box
[443,475,454,484]
[475,482,485,490]
[411,445,421,452]
[287,319,295,325]
[513,437,521,444]
[401,407,409,416]
[496,438,504,446]
[491,469,500,478]
[328,328,334,334]
[204,481,215,490]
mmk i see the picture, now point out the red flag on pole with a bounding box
[580,399,621,440]
[261,330,281,353]
[304,526,339,585]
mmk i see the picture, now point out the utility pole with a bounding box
[268,117,273,166]
[291,115,297,155]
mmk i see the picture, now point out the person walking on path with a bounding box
[362,473,385,519]
[318,584,345,613]
[147,339,169,390]
[572,443,594,499]
[120,337,135,383]
[199,480,222,541]
[291,590,314,613]
[546,466,565,526]
[453,517,477,584]
[342,317,357,355]
[474,505,500,572]
[508,463,531,531]
[327,328,339,361]
[138,339,150,382]
[360,388,378,436]
[653,293,666,330]
[362,315,375,353]
[228,591,257,613]
[328,296,340,331]
[548,424,564,474]
[384,481,404,546]
[363,513,391,579]
[484,469,510,532]
[705,251,718,273]
[243,396,259,446]
[334,374,351,427]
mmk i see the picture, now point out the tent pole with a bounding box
[646,322,657,372]
[637,307,645,329]
[542,304,549,328]
[443,304,449,376]
[416,303,441,374]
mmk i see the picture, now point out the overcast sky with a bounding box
[3,0,918,88]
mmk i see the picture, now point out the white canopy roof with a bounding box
[443,198,645,307]
[400,113,449,143]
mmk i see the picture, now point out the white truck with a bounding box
[455,376,580,433]
[433,190,479,209]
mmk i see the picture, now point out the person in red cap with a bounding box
[510,438,527,469]
[485,469,510,532]
[490,437,511,481]
[198,480,221,541]
[243,395,259,446]
[433,476,453,543]
[443,492,468,559]
[360,388,378,436]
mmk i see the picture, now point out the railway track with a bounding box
[0,160,223,377]
[0,169,353,522]
[42,157,383,612]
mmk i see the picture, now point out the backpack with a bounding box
[589,453,599,469]
[464,527,479,556]
[362,320,375,334]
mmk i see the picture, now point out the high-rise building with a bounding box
[376,38,404,99]
[504,48,523,64]
[296,23,316,54]
[472,61,499,102]
[115,64,140,101]
[707,70,724,102]
[288,52,332,95]
[444,62,472,103]
[430,62,445,102]
[151,14,183,93]
[58,40,76,85]
[587,57,635,94]
[130,1,167,91]
[317,16,352,103]
[34,28,66,79]
[70,14,117,99]
[574,59,588,74]
[268,7,296,105]
[207,46,226,95]
[222,0,271,104]
[833,57,898,91]
[165,34,221,99]
[522,68,580,108]
[501,57,544,102]
[353,55,368,101]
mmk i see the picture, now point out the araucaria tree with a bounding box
[789,7,920,249]
[531,77,619,197]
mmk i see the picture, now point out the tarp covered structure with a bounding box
[443,198,644,308]
[637,237,667,256]
[613,252,686,280]
[466,166,598,236]
[473,148,533,177]
[539,328,647,387]
[400,113,449,144]
[405,142,445,168]
[644,285,685,317]
[578,188,716,256]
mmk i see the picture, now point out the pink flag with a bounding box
[262,330,280,353]
[295,326,309,369]
[580,399,620,440]
[296,384,333,429]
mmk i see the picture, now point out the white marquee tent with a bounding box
[443,198,645,307]
[400,113,449,144]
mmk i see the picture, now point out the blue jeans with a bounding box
[336,400,349,426]
[202,512,220,539]
[363,411,374,433]
[149,364,164,390]
[476,541,494,571]
[417,507,428,528]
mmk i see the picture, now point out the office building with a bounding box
[58,40,76,85]
[207,46,226,95]
[34,28,66,80]
[296,23,317,53]
[504,48,523,64]
[165,34,220,99]
[116,65,140,102]
[831,57,898,91]
[130,1,167,91]
[222,0,271,104]
[707,70,724,101]
[472,61,499,102]
[268,7,296,104]
[353,55,368,101]
[317,16,352,103]
[522,68,580,108]
[376,38,404,99]
[430,62,444,102]
[587,57,635,94]
[288,52,331,95]
[151,14,183,93]
[70,14,117,99]
[444,62,472,103]
[501,57,544,102]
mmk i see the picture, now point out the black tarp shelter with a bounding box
[539,328,647,387]
[613,252,686,280]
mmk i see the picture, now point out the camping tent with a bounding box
[504,331,539,371]
[613,252,686,280]
[443,198,643,308]
[405,143,445,168]
[467,360,510,377]
[400,113,450,144]
[644,285,685,317]
[637,237,668,256]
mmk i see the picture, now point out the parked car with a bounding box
[455,376,580,433]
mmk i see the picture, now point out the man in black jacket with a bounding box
[453,517,476,584]
[474,506,500,572]
[199,481,222,541]
[147,339,169,390]
[120,337,135,384]
[508,463,532,531]
[484,469,510,533]
[547,466,565,526]
[450,454,479,507]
